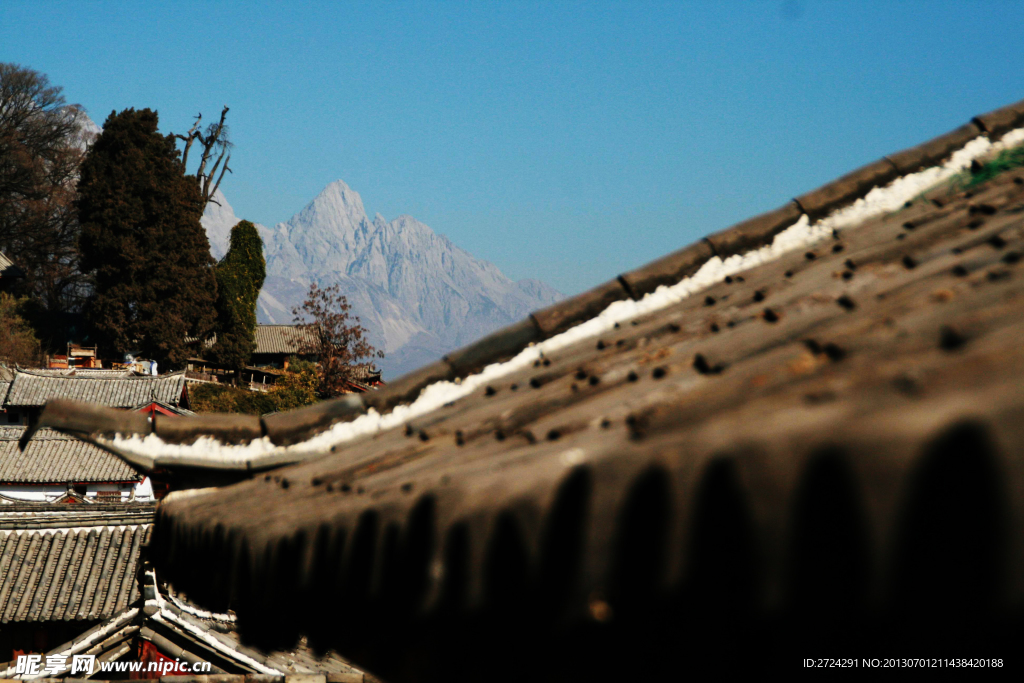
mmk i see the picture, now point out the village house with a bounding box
[0,368,368,675]
[0,251,24,295]
[0,368,192,503]
[251,324,384,391]
[0,504,371,679]
[1,368,191,426]
[46,344,102,370]
[0,426,151,503]
[187,324,385,393]
[251,324,318,369]
[0,502,153,660]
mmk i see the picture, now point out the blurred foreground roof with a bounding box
[43,99,1024,678]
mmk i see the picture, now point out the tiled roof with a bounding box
[0,427,141,483]
[253,325,318,355]
[0,251,22,280]
[1,593,374,680]
[0,520,150,622]
[349,364,381,381]
[0,608,140,678]
[0,509,372,678]
[147,586,370,677]
[0,503,156,528]
[0,366,12,400]
[37,99,1024,677]
[4,369,186,407]
[28,368,138,378]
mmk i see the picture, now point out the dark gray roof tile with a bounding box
[4,370,186,408]
[0,427,141,483]
[150,98,1024,679]
[253,325,318,355]
[0,522,147,622]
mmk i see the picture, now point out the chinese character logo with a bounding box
[70,655,95,675]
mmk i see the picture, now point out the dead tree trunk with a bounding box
[174,105,232,209]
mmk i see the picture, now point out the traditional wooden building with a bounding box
[251,324,319,369]
[0,252,24,295]
[185,326,384,393]
[0,369,191,503]
[1,369,191,426]
[0,426,150,503]
[0,503,153,661]
[0,505,371,680]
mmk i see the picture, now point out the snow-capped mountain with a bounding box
[72,110,101,150]
[202,182,563,378]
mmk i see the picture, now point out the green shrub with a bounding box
[189,382,276,415]
[212,220,266,370]
[966,144,1024,187]
[286,355,317,374]
[189,370,319,415]
[268,371,318,411]
[944,143,1024,195]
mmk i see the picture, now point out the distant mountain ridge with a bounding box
[202,182,562,378]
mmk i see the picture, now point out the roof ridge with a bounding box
[25,96,1024,458]
[14,369,186,380]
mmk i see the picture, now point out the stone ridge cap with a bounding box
[0,501,157,511]
[14,369,187,381]
[249,96,1021,440]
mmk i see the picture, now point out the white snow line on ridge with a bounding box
[150,608,282,674]
[106,127,1024,463]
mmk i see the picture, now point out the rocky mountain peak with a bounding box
[202,189,241,260]
[203,182,562,378]
[293,180,368,234]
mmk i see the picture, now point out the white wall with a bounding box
[0,477,154,503]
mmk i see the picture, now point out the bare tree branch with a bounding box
[0,63,91,314]
[174,113,202,169]
[172,106,230,211]
[292,283,383,397]
[204,149,224,197]
[209,154,231,204]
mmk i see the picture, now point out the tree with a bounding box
[292,283,383,397]
[76,108,217,367]
[174,106,232,210]
[0,63,92,314]
[211,220,265,371]
[0,293,40,366]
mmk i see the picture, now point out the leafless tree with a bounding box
[0,63,91,313]
[292,283,383,397]
[174,105,232,209]
[0,293,41,366]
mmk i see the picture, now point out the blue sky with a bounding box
[3,1,1023,296]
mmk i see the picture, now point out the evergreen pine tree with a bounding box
[76,108,217,367]
[211,220,265,371]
